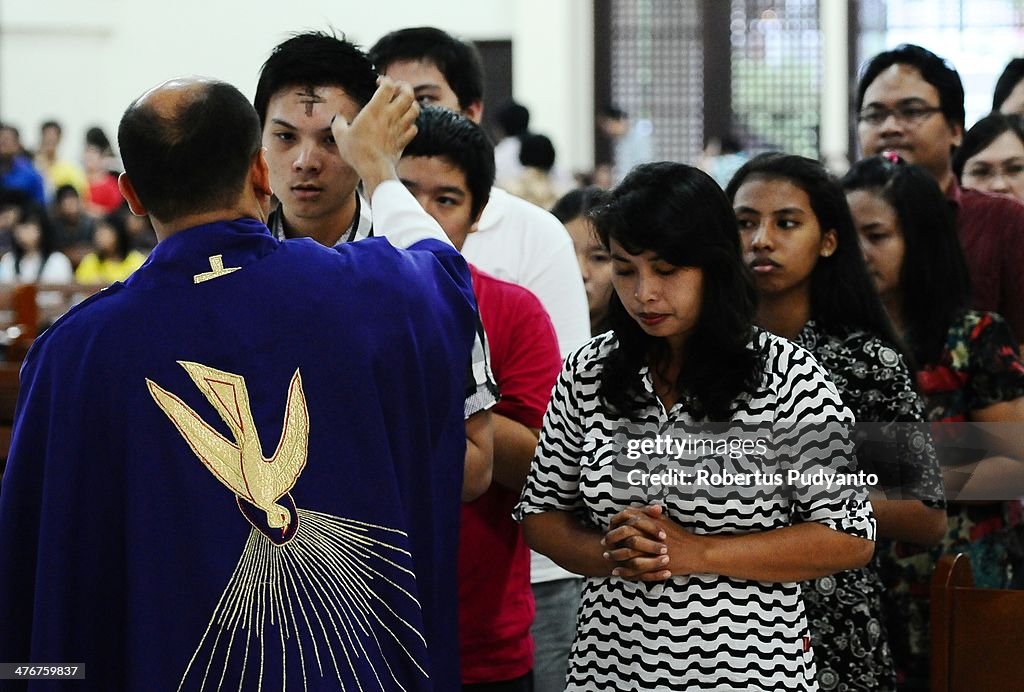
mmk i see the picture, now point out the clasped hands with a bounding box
[601,504,704,581]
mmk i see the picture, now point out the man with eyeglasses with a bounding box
[856,43,1024,343]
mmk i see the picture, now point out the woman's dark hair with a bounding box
[588,161,762,420]
[495,101,530,138]
[842,155,970,366]
[725,152,901,348]
[519,134,556,171]
[993,58,1024,113]
[85,126,113,155]
[952,112,1024,181]
[11,202,57,279]
[550,185,608,224]
[96,212,131,261]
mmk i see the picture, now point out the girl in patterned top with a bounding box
[515,162,875,691]
[726,152,946,692]
[843,153,1024,690]
[552,186,614,337]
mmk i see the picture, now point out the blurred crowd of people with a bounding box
[0,120,154,289]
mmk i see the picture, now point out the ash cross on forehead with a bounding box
[297,87,325,117]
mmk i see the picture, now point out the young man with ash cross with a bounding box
[255,30,497,503]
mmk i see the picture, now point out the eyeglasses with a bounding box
[857,106,943,127]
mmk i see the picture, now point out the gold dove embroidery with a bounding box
[146,361,309,534]
[145,361,430,690]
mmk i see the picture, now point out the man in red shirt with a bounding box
[856,43,1024,343]
[396,105,563,691]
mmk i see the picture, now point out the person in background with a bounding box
[49,184,97,262]
[843,153,1024,690]
[551,186,613,336]
[0,190,28,256]
[493,100,530,188]
[83,126,123,215]
[952,112,1024,202]
[727,152,945,692]
[855,44,1024,342]
[596,106,653,184]
[505,134,565,210]
[0,123,46,206]
[0,201,73,283]
[699,133,748,189]
[993,57,1024,115]
[34,120,87,198]
[75,213,147,285]
[123,207,157,252]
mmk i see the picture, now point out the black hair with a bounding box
[993,58,1024,112]
[11,202,58,278]
[550,185,608,224]
[118,79,262,223]
[40,120,61,135]
[952,112,1024,181]
[519,134,555,171]
[588,161,762,421]
[842,155,970,367]
[95,213,131,261]
[53,184,80,204]
[368,27,484,111]
[85,126,113,154]
[601,106,627,120]
[0,188,28,210]
[856,44,965,130]
[719,134,743,154]
[254,30,378,125]
[401,106,494,220]
[725,152,902,348]
[496,102,530,138]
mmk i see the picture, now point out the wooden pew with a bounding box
[930,552,1024,691]
[0,361,19,473]
[0,283,101,473]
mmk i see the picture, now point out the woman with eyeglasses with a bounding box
[843,153,1024,690]
[952,112,1024,202]
[726,152,943,692]
[515,162,875,691]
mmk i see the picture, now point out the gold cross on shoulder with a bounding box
[194,255,241,284]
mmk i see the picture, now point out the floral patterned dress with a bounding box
[877,310,1024,690]
[796,322,943,692]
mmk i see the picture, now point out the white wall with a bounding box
[0,0,594,172]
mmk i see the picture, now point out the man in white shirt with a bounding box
[369,27,590,359]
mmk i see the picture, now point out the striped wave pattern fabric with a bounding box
[515,329,875,691]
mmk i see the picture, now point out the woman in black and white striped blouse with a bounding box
[515,162,876,692]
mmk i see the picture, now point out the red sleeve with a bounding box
[477,274,562,429]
